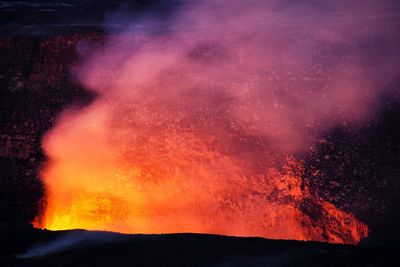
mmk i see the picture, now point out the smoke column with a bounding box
[34,0,399,244]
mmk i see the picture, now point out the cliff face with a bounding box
[0,35,100,224]
[1,35,83,157]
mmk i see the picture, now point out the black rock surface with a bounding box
[0,229,399,267]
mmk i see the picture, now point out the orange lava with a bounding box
[33,104,368,244]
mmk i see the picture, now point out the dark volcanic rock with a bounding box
[0,229,399,267]
[0,34,98,225]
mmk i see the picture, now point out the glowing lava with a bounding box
[33,100,368,243]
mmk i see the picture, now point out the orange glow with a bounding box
[32,0,389,244]
[34,105,368,243]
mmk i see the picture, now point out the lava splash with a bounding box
[35,146,367,243]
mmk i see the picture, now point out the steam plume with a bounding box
[35,0,399,243]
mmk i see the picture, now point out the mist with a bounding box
[18,231,128,258]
